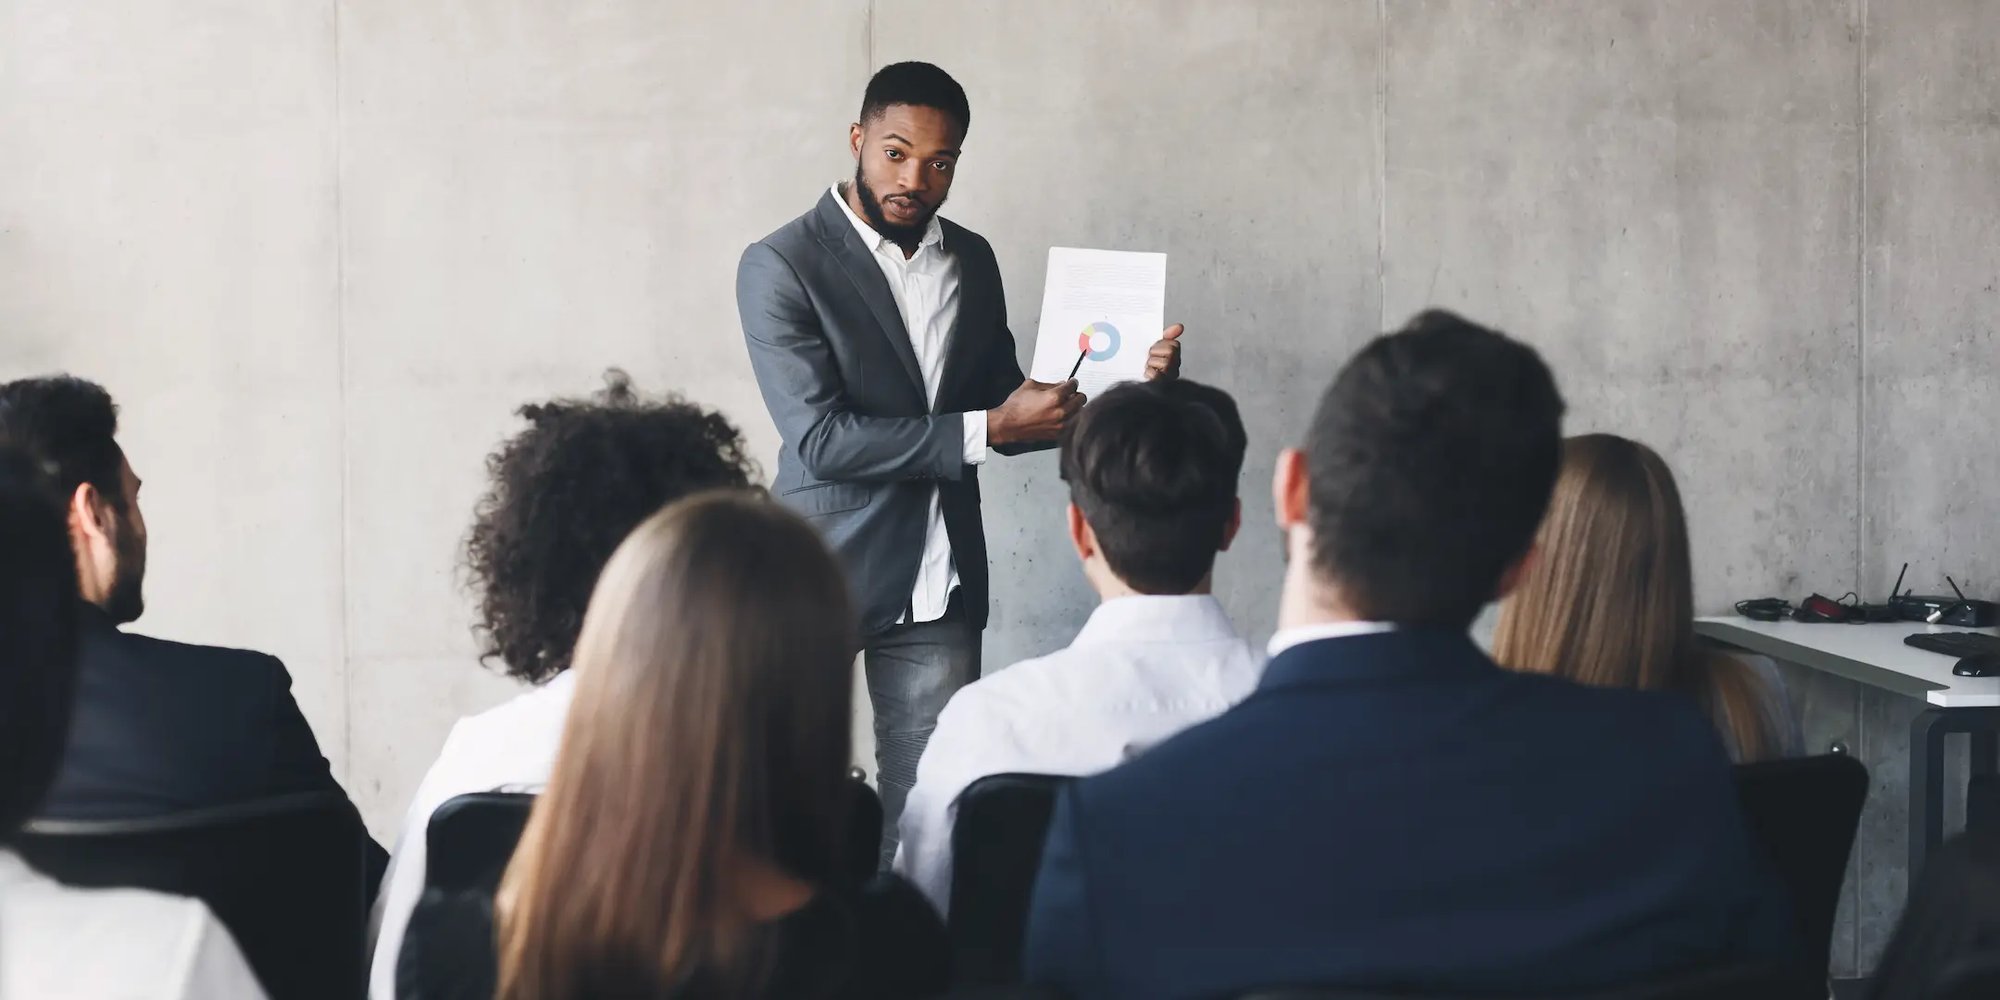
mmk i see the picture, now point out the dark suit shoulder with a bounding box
[103,628,288,682]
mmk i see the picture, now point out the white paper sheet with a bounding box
[1029,247,1167,399]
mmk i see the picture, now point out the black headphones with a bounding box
[1735,598,1793,622]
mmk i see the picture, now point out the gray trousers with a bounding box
[864,591,981,867]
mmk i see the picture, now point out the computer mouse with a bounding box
[1954,653,2000,677]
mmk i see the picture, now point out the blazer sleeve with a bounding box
[738,240,971,484]
[258,655,390,885]
[970,246,1054,458]
[1022,783,1103,994]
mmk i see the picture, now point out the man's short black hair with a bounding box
[1305,310,1566,628]
[464,370,759,686]
[0,375,125,512]
[0,446,80,838]
[1059,379,1247,595]
[860,61,970,134]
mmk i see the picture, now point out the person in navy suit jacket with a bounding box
[1023,311,1797,1000]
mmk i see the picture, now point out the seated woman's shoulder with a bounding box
[818,873,950,1000]
[2,879,266,999]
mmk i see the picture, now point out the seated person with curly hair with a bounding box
[366,371,759,1000]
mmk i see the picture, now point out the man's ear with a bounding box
[849,122,865,159]
[1067,502,1095,563]
[1494,543,1540,601]
[68,481,113,547]
[1218,498,1243,552]
[1272,448,1310,530]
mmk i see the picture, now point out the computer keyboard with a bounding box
[1904,632,2000,658]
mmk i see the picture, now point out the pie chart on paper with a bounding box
[1077,321,1122,362]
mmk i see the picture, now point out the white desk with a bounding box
[1696,615,2000,875]
[1693,617,2000,707]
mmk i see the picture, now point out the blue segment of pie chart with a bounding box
[1076,321,1122,361]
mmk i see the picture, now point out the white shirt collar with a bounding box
[1072,594,1241,648]
[830,183,945,256]
[1267,620,1396,657]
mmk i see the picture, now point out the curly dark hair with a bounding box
[465,370,758,685]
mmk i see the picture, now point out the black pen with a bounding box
[1066,349,1087,381]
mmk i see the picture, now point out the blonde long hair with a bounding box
[495,491,857,1000]
[1492,434,1786,763]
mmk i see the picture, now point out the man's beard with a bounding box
[104,514,145,624]
[852,163,942,251]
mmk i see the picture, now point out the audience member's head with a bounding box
[497,492,856,999]
[464,370,756,686]
[0,376,146,623]
[1058,379,1246,597]
[1276,310,1565,628]
[1868,831,2000,1000]
[0,446,81,839]
[1491,434,1788,761]
[850,61,969,248]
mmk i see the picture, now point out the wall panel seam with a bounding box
[333,0,353,781]
[1376,0,1388,332]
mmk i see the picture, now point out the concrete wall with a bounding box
[3,0,1996,977]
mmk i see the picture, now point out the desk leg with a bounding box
[1911,710,1950,879]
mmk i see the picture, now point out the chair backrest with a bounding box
[16,792,369,1000]
[1232,961,1807,1000]
[424,776,885,894]
[947,772,1074,986]
[1731,753,1869,985]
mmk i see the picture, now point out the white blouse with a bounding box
[0,849,265,1000]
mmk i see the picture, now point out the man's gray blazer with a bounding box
[737,191,1034,637]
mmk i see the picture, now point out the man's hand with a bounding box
[989,378,1086,446]
[1145,323,1185,380]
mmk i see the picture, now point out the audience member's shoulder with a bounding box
[1508,668,1730,770]
[4,876,248,989]
[1062,695,1242,804]
[958,650,1073,710]
[854,871,943,922]
[110,627,289,677]
[842,874,949,997]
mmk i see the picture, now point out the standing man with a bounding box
[737,61,1182,860]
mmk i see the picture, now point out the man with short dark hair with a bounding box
[893,379,1259,913]
[0,376,379,865]
[738,61,1185,858]
[1024,312,1796,999]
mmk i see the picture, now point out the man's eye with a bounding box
[885,149,902,160]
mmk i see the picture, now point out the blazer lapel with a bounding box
[814,192,927,398]
[933,218,986,415]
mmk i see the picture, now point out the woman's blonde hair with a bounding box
[495,490,857,1000]
[1492,434,1785,762]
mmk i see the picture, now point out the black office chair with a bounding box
[424,776,885,894]
[1234,961,1806,999]
[946,772,1074,986]
[1732,753,1869,988]
[16,792,369,1000]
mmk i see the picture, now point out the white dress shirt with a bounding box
[365,671,577,1000]
[0,849,266,1000]
[830,184,986,623]
[892,595,1263,912]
